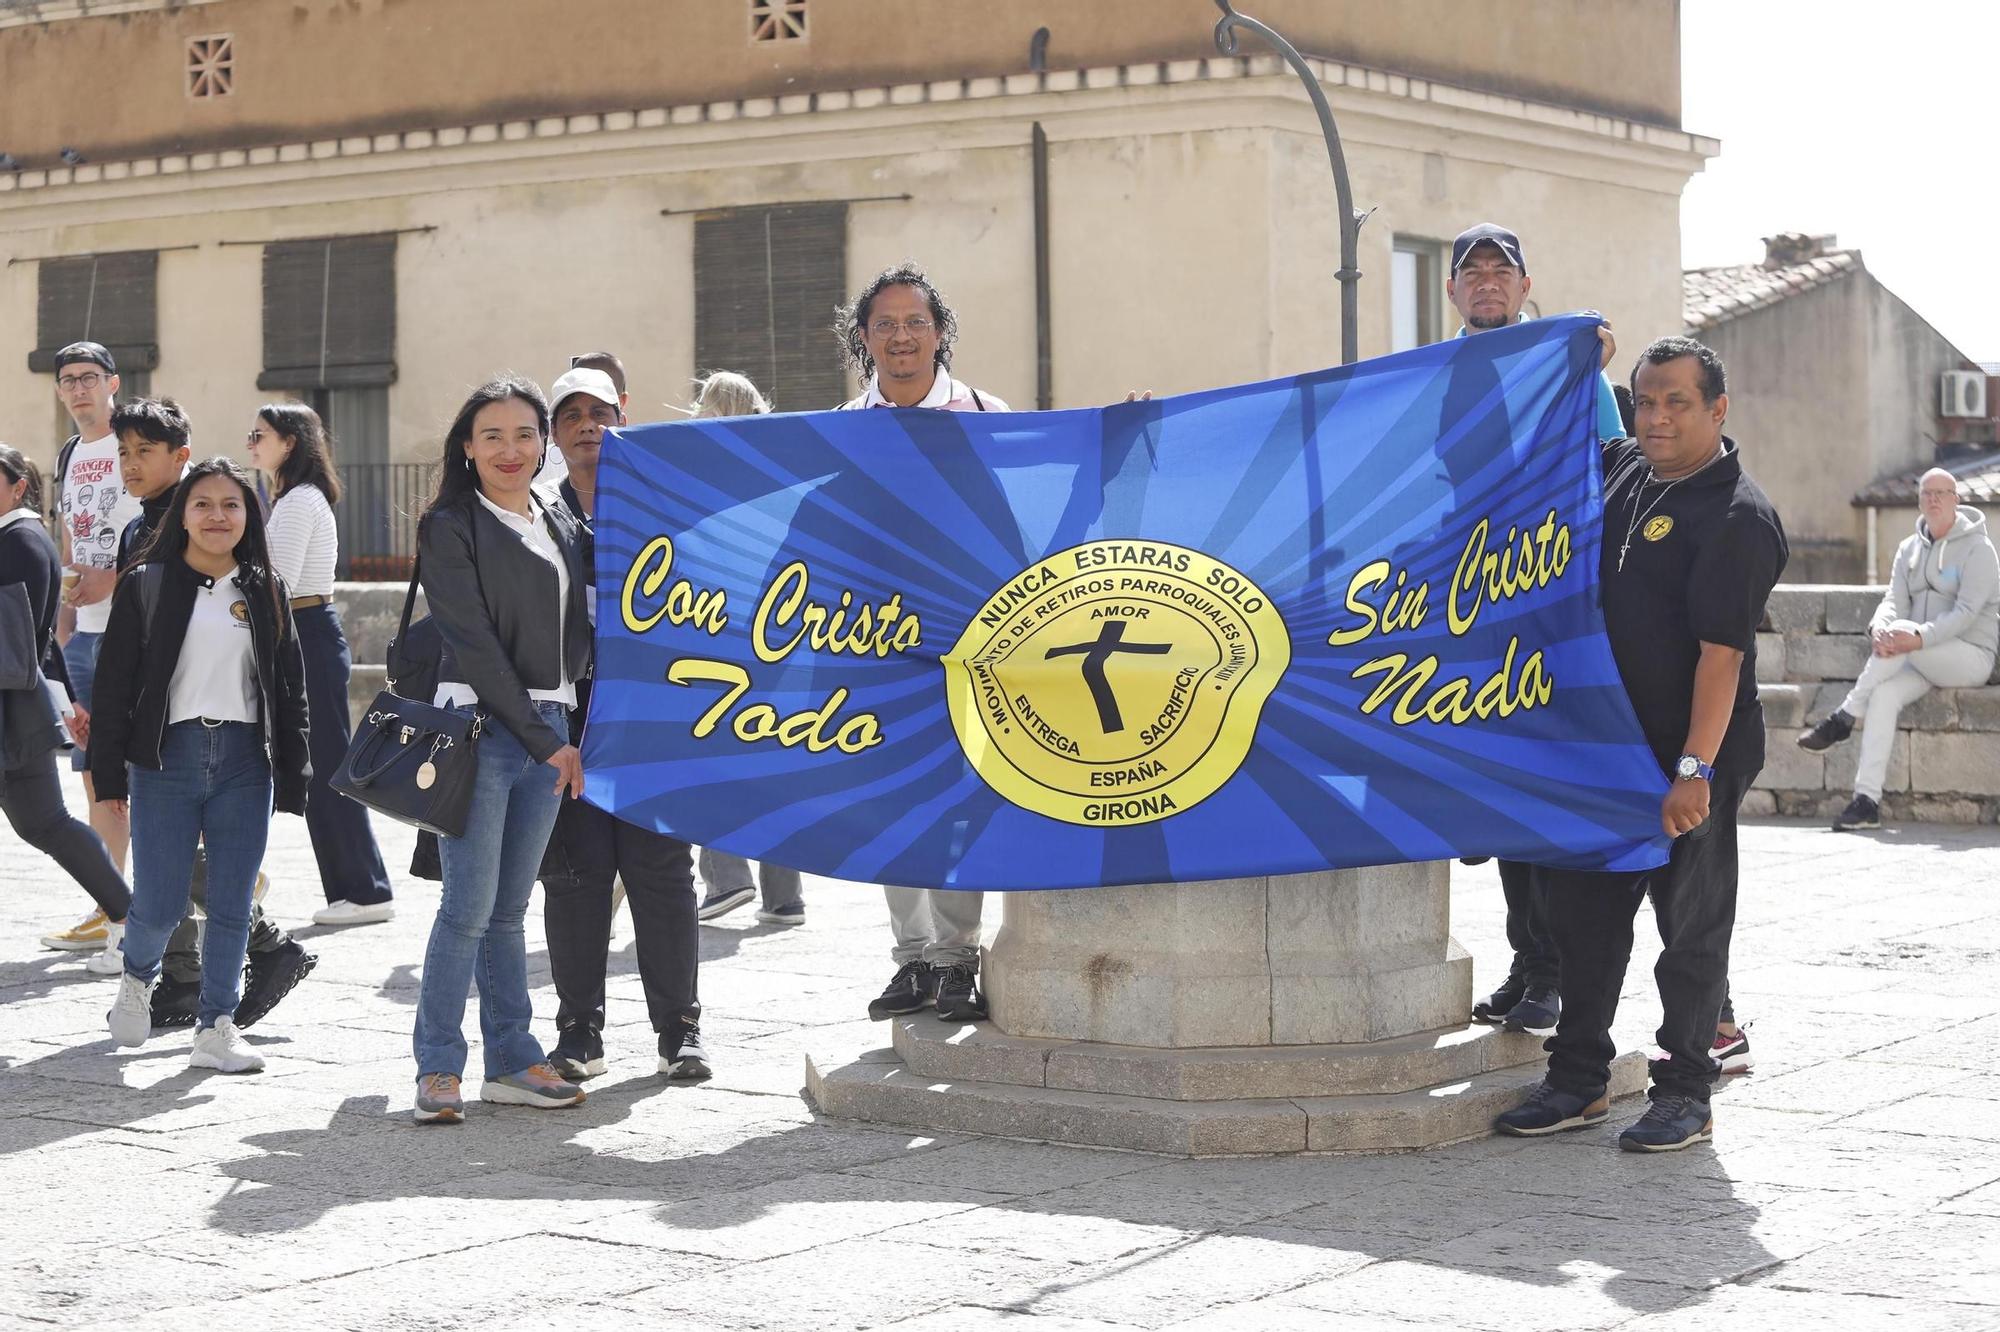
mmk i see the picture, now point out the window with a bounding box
[186,34,234,99]
[694,203,848,411]
[1391,238,1444,352]
[259,234,397,392]
[30,250,160,376]
[750,0,807,42]
[262,235,400,573]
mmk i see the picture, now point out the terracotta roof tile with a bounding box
[1852,448,2000,507]
[1684,250,1861,330]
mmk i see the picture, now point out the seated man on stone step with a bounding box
[1797,468,1996,831]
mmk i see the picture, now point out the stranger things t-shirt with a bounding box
[58,434,144,635]
[1598,437,1787,779]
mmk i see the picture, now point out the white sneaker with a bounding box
[107,972,156,1048]
[189,1017,265,1073]
[84,920,126,975]
[311,899,395,927]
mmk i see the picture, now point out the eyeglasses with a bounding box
[867,317,936,338]
[1919,488,1958,499]
[57,372,105,392]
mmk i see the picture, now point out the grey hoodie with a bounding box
[1871,505,1998,660]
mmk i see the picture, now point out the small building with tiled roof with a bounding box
[1684,233,1997,581]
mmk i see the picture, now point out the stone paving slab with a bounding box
[4,767,2000,1329]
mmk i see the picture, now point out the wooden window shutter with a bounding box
[29,250,160,373]
[694,203,847,412]
[259,234,397,390]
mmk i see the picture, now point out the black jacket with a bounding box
[0,515,70,772]
[418,494,591,762]
[116,489,175,572]
[89,557,311,810]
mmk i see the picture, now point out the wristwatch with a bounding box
[1674,754,1715,782]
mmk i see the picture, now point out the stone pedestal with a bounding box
[806,864,1645,1155]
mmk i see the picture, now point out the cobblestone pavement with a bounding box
[4,768,1998,1331]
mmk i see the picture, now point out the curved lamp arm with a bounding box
[1214,0,1368,365]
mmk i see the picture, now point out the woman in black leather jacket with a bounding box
[0,445,131,970]
[409,376,592,1124]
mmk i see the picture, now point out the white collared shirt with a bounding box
[841,369,1008,413]
[433,490,576,711]
[167,568,260,725]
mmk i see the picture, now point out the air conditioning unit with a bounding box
[1941,370,1987,419]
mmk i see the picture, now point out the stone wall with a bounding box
[1755,584,2000,824]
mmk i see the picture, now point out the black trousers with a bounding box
[1498,858,1558,992]
[162,849,290,983]
[1,746,130,920]
[295,605,392,905]
[541,797,698,1036]
[1540,770,1753,1103]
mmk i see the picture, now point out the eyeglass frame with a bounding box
[865,316,937,338]
[56,370,109,392]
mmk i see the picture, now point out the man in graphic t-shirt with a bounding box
[40,342,144,956]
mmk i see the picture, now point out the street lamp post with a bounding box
[1213,0,1368,365]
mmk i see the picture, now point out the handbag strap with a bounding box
[405,501,483,640]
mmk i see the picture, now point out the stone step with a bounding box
[805,1047,1648,1157]
[889,1013,1548,1101]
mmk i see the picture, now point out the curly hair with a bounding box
[834,263,959,378]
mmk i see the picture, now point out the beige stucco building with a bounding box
[1686,234,2000,583]
[1,0,1713,571]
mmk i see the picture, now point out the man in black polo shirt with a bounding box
[1495,336,1787,1153]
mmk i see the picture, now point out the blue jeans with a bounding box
[122,721,273,1028]
[413,700,567,1081]
[60,631,101,771]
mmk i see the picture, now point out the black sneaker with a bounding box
[1832,794,1881,832]
[1493,1081,1610,1136]
[549,1025,606,1081]
[658,1023,712,1082]
[934,962,988,1023]
[868,961,936,1020]
[1710,1027,1753,1076]
[1502,988,1561,1035]
[151,976,200,1030]
[234,940,318,1029]
[1471,977,1525,1025]
[1796,709,1854,752]
[1618,1092,1714,1152]
[698,886,756,921]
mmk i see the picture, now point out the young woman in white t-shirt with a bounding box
[91,458,310,1073]
[247,404,394,926]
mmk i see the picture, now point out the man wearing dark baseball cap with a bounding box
[1446,222,1621,1044]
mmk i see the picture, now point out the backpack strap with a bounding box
[52,434,81,530]
[969,387,988,412]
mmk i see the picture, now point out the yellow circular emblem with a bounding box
[944,539,1289,826]
[1642,515,1674,542]
[230,599,250,623]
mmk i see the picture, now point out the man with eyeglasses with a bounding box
[833,263,1007,1023]
[39,341,145,957]
[1798,467,1997,830]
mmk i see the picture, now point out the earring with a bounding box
[463,456,472,471]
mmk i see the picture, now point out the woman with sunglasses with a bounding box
[246,404,395,926]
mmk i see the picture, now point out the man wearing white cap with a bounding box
[535,364,710,1085]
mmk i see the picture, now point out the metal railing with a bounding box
[335,462,434,580]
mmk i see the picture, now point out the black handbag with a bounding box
[331,551,484,837]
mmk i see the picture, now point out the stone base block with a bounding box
[805,1044,1648,1157]
[888,1014,1548,1101]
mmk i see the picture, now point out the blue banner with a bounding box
[580,314,1671,889]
